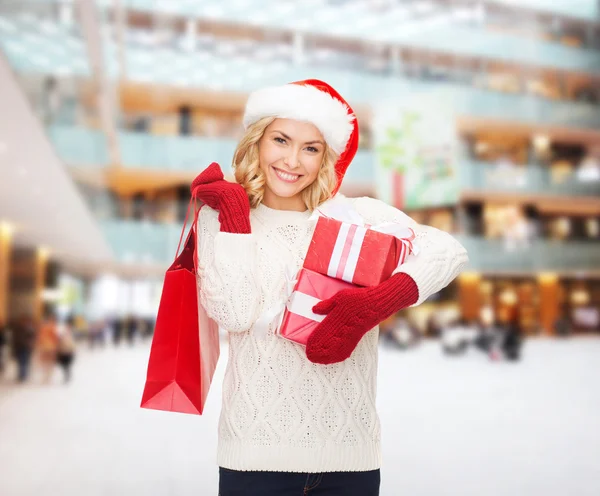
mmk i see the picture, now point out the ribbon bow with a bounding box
[311,196,420,257]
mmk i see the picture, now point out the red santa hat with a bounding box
[243,79,359,194]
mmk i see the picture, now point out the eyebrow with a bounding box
[272,130,324,146]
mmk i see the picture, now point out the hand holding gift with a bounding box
[305,272,419,365]
[273,197,421,363]
[277,268,356,346]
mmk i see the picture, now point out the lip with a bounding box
[272,166,302,184]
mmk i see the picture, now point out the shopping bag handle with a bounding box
[174,197,202,264]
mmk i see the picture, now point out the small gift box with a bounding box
[278,268,355,346]
[303,200,415,287]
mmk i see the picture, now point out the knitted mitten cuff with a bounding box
[191,163,251,234]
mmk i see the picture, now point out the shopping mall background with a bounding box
[0,1,599,495]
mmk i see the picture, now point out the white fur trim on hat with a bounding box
[243,84,355,155]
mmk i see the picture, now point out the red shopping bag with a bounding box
[140,203,220,415]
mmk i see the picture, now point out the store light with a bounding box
[480,281,493,296]
[533,134,551,153]
[556,217,571,238]
[538,272,558,284]
[42,288,64,302]
[475,141,489,154]
[0,221,15,238]
[500,288,518,305]
[586,218,599,238]
[38,246,51,260]
[571,289,590,306]
[459,272,480,282]
[480,306,494,326]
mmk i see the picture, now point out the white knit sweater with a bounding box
[196,196,468,473]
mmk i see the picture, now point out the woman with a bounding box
[56,316,76,383]
[192,80,468,495]
[37,313,59,384]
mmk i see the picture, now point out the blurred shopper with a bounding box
[11,315,37,382]
[554,313,571,337]
[473,307,501,357]
[425,312,443,338]
[73,314,89,341]
[189,79,467,495]
[88,318,107,349]
[498,308,523,362]
[387,316,421,350]
[112,317,124,346]
[142,317,155,341]
[378,314,396,346]
[0,319,7,376]
[56,317,76,383]
[441,318,477,356]
[501,320,522,362]
[42,76,62,124]
[37,313,59,384]
[72,314,88,341]
[126,316,137,346]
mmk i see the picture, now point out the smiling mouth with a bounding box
[272,166,302,183]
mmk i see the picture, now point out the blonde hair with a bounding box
[232,117,339,211]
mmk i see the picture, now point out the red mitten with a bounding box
[190,162,251,234]
[306,273,419,364]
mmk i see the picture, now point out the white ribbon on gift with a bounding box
[253,267,298,339]
[285,291,326,323]
[310,197,419,284]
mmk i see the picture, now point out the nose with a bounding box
[283,148,300,169]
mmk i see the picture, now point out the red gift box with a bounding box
[278,268,355,346]
[303,216,414,287]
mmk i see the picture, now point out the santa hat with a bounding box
[243,79,359,194]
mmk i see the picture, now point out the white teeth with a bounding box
[275,169,300,182]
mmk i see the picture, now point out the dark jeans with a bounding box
[219,467,380,496]
[15,349,32,382]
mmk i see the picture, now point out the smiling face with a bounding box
[258,118,326,211]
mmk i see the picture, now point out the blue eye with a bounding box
[274,137,286,144]
[306,146,319,153]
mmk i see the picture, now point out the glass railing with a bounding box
[50,125,376,183]
[102,219,184,265]
[101,220,600,271]
[50,124,600,198]
[122,54,600,128]
[387,26,600,74]
[456,235,600,273]
[47,125,109,167]
[119,131,235,173]
[458,160,600,197]
[491,0,599,21]
[2,14,600,131]
[94,0,600,72]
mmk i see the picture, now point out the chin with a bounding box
[266,177,307,199]
[268,183,304,199]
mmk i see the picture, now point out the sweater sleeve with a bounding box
[196,206,262,332]
[350,196,469,306]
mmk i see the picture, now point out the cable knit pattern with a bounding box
[196,196,468,473]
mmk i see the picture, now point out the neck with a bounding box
[261,191,307,212]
